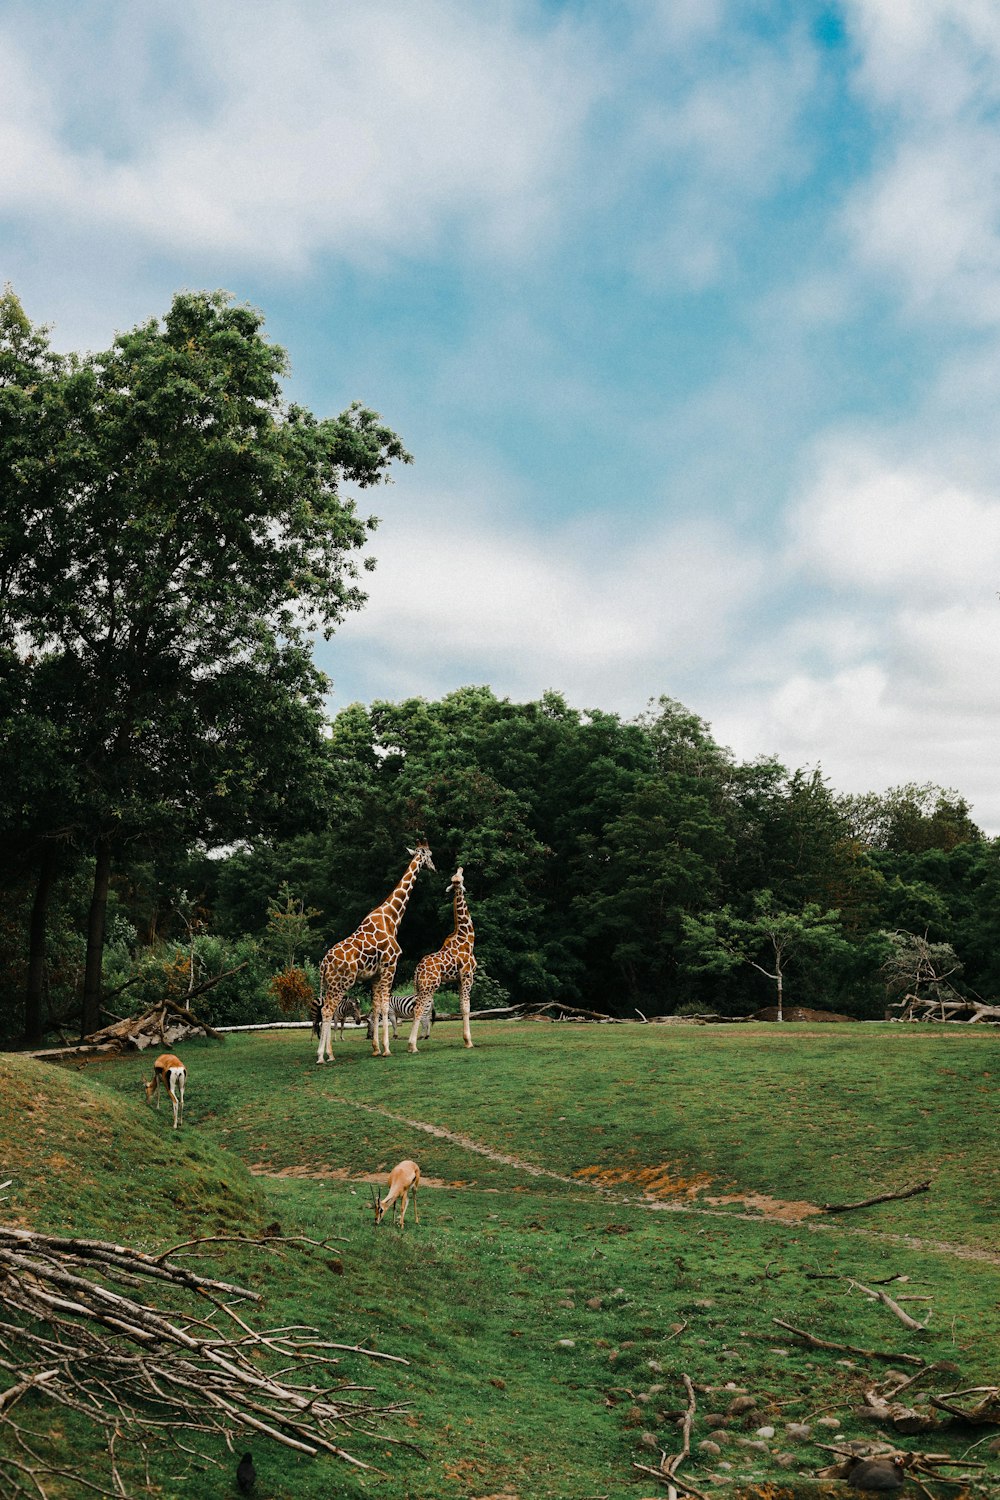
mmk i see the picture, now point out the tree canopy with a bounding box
[0,288,409,1037]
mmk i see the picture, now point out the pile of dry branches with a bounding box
[888,991,1000,1024]
[0,1224,407,1498]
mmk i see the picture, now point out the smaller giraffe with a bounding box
[407,866,476,1053]
[316,843,435,1063]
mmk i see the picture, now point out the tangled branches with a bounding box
[0,1225,408,1498]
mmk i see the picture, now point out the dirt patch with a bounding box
[702,1191,823,1223]
[249,1162,466,1188]
[574,1163,821,1222]
[751,1006,855,1023]
[302,1096,1000,1261]
[575,1162,714,1198]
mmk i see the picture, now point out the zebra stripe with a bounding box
[310,993,363,1038]
[365,996,435,1041]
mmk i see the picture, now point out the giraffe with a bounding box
[407,865,476,1053]
[315,843,435,1063]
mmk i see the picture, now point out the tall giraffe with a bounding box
[407,866,476,1053]
[315,843,435,1063]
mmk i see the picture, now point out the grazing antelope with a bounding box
[143,1053,187,1129]
[371,1159,420,1229]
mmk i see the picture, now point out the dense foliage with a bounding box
[0,286,408,1039]
[2,289,998,1041]
[4,672,997,1039]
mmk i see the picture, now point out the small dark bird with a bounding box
[848,1457,905,1492]
[236,1451,257,1493]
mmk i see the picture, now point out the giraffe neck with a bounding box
[380,853,424,934]
[451,887,474,943]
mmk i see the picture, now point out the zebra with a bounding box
[365,995,435,1043]
[310,993,363,1039]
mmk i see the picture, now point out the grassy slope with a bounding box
[2,1022,997,1499]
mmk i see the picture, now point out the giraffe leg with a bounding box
[318,980,347,1064]
[407,988,434,1054]
[371,974,392,1056]
[460,973,474,1048]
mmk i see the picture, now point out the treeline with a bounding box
[4,680,997,1040]
[2,285,998,1042]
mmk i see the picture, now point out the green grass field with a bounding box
[1,1018,997,1499]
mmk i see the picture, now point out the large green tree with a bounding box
[1,289,409,1036]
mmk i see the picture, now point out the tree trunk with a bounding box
[775,968,784,1023]
[81,838,112,1038]
[24,847,55,1045]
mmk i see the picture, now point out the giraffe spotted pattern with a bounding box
[315,842,435,1063]
[407,866,476,1052]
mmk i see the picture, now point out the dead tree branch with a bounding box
[822,1181,931,1214]
[0,1224,407,1497]
[850,1280,932,1332]
[772,1318,927,1366]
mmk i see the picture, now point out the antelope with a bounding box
[371,1159,420,1229]
[142,1053,187,1129]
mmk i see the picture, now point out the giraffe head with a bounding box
[448,866,465,895]
[407,841,436,873]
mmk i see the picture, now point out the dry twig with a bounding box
[0,1223,407,1498]
[772,1317,927,1366]
[822,1181,931,1214]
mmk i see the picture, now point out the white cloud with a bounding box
[329,491,765,708]
[844,0,1000,323]
[788,448,1000,599]
[0,2,598,269]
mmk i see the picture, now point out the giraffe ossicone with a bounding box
[315,842,436,1063]
[407,865,476,1053]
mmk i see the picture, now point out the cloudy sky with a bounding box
[4,1,1000,826]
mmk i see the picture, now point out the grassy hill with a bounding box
[1,1021,997,1498]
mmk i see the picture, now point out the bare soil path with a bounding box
[250,1095,1000,1267]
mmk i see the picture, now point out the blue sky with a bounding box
[4,1,1000,826]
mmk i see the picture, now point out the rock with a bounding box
[728,1396,758,1416]
[817,1415,843,1429]
[774,1453,797,1469]
[557,1298,574,1308]
[738,1439,770,1453]
[785,1423,812,1441]
[623,1406,643,1428]
[847,1458,905,1492]
[716,1462,733,1472]
[639,1431,660,1449]
[704,1414,728,1429]
[647,1359,663,1372]
[556,1338,575,1348]
[987,1435,1000,1457]
[586,1296,602,1309]
[698,1441,722,1458]
[754,1426,776,1439]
